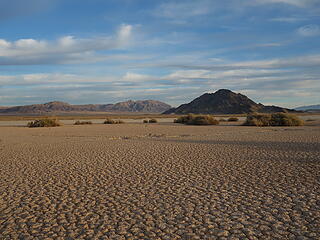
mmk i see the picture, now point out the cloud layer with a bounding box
[1,53,319,107]
[0,24,133,65]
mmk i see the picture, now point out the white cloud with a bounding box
[0,24,134,65]
[154,0,212,20]
[270,17,307,22]
[0,72,160,87]
[116,24,133,48]
[132,53,320,71]
[297,24,320,36]
[230,55,320,68]
[254,0,319,7]
[253,43,283,47]
[122,72,154,82]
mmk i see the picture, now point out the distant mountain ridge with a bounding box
[164,89,296,114]
[295,104,320,112]
[0,100,171,114]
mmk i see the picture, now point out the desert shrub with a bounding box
[191,115,219,125]
[306,119,315,122]
[148,118,158,123]
[143,119,149,123]
[74,120,92,125]
[228,117,239,122]
[174,114,194,124]
[27,118,61,128]
[174,114,193,124]
[219,118,227,122]
[174,114,219,125]
[270,113,304,126]
[244,113,304,126]
[244,113,272,126]
[103,118,124,124]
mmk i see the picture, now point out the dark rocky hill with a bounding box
[163,89,296,114]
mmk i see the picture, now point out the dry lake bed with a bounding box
[0,122,319,239]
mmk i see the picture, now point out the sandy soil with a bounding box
[0,123,319,239]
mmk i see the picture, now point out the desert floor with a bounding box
[0,123,319,239]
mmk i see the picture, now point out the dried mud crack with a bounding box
[0,124,319,239]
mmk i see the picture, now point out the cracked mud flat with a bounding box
[0,123,319,240]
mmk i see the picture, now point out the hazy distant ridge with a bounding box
[295,104,320,111]
[0,100,171,114]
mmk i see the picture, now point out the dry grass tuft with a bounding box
[104,118,124,124]
[306,119,315,122]
[174,114,219,125]
[142,119,158,123]
[148,118,158,123]
[244,113,304,126]
[74,120,92,125]
[27,118,61,128]
[228,117,239,122]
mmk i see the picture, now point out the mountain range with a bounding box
[0,89,306,115]
[295,104,320,112]
[0,100,171,115]
[164,89,296,114]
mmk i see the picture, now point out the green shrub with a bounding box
[174,114,219,125]
[74,120,92,125]
[244,113,304,126]
[143,119,149,123]
[228,117,239,122]
[27,118,61,128]
[103,118,124,124]
[149,118,158,123]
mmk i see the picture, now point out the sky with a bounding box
[0,0,320,108]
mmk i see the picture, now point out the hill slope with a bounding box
[164,89,295,114]
[109,100,171,113]
[0,101,75,114]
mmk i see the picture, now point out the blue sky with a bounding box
[0,0,319,107]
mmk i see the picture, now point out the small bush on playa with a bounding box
[244,113,304,126]
[143,119,158,123]
[306,119,315,122]
[103,118,124,124]
[243,113,271,127]
[148,118,158,123]
[228,117,239,122]
[271,113,304,126]
[74,120,92,125]
[27,118,61,128]
[174,114,219,125]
